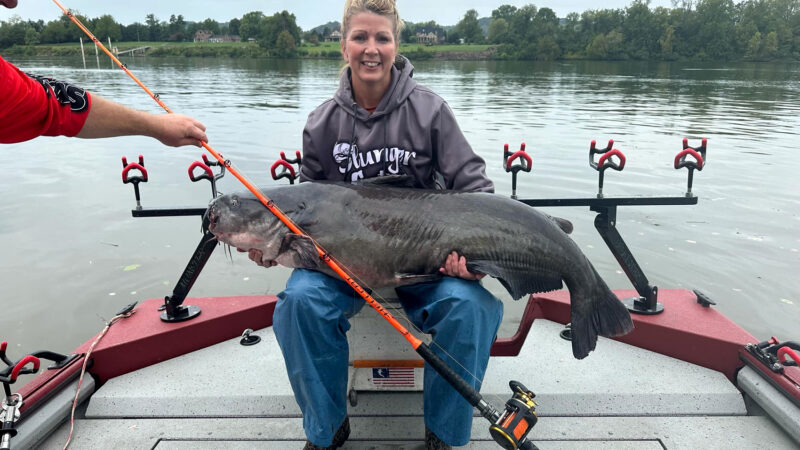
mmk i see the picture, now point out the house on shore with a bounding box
[326,30,342,42]
[194,30,242,43]
[415,27,445,45]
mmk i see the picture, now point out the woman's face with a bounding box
[341,12,397,97]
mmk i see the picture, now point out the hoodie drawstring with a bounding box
[344,102,358,182]
[382,118,388,175]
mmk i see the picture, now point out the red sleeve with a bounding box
[0,55,91,144]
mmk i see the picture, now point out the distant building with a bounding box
[209,34,241,43]
[194,30,241,43]
[326,30,342,42]
[193,30,213,43]
[415,28,445,45]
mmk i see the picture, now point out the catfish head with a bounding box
[207,192,287,261]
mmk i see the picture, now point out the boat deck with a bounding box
[34,319,796,449]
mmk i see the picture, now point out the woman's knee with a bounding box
[275,269,357,333]
[435,278,503,317]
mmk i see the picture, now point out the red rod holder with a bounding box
[503,143,531,200]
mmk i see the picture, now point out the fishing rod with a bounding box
[52,2,538,448]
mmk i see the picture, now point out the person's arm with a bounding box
[432,103,491,279]
[298,110,328,182]
[76,94,207,147]
[434,102,494,193]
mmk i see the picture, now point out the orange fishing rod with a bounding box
[50,0,420,350]
[54,3,539,447]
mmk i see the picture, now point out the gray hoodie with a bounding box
[300,56,493,193]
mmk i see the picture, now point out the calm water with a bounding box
[1,56,798,357]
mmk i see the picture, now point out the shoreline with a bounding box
[3,42,798,63]
[2,42,498,60]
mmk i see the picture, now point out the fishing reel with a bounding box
[489,381,539,450]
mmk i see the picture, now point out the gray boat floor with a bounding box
[38,320,797,449]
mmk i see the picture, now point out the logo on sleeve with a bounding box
[25,73,89,113]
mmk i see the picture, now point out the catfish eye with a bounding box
[230,197,240,208]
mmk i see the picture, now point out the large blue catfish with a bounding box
[207,177,634,359]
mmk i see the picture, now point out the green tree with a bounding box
[623,0,657,59]
[199,18,220,35]
[536,35,561,60]
[24,27,40,45]
[587,29,626,59]
[762,31,779,59]
[605,29,626,59]
[492,4,518,23]
[144,13,163,41]
[39,19,70,44]
[304,31,320,45]
[258,11,301,50]
[168,14,186,41]
[239,11,265,42]
[559,12,583,56]
[658,25,676,59]
[229,18,241,36]
[122,22,146,42]
[274,30,297,57]
[455,9,484,44]
[509,4,537,44]
[695,0,735,59]
[487,18,509,44]
[93,15,121,42]
[0,16,29,48]
[745,31,762,59]
[587,33,609,59]
[533,7,559,31]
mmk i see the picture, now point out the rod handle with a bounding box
[416,343,482,407]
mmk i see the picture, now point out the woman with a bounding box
[268,1,503,448]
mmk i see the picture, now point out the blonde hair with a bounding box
[341,0,405,42]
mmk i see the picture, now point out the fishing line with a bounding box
[53,0,504,408]
[63,307,136,450]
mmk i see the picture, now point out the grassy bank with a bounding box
[2,41,496,60]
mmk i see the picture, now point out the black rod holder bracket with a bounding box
[591,204,663,315]
[128,205,213,323]
[159,213,217,322]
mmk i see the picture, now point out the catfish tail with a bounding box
[569,268,634,359]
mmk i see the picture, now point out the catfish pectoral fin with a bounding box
[393,273,443,286]
[467,260,563,300]
[276,233,319,269]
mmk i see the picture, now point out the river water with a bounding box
[1,56,798,357]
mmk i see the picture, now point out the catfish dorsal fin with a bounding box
[546,214,574,234]
[356,175,419,188]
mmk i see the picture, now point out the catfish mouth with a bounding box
[209,227,265,251]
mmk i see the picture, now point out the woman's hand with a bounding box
[439,251,485,281]
[237,248,277,268]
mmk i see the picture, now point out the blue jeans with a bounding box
[273,269,503,447]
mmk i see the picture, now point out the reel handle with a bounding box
[489,380,539,450]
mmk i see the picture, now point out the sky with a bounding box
[4,0,674,30]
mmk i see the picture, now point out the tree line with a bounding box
[0,10,302,56]
[451,0,800,61]
[2,0,799,61]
